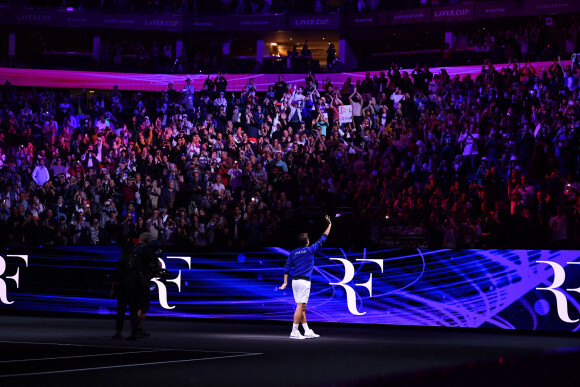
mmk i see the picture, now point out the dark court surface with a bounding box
[1,315,580,386]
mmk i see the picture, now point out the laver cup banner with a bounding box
[1,247,580,332]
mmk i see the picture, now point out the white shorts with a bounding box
[292,279,311,304]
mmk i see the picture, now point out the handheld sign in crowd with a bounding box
[339,105,352,124]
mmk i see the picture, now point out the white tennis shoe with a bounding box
[289,331,306,340]
[304,330,320,338]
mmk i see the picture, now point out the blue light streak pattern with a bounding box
[1,247,580,331]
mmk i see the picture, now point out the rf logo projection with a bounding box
[0,255,29,305]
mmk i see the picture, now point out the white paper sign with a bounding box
[339,105,352,124]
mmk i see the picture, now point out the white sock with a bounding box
[292,324,299,333]
[302,323,310,332]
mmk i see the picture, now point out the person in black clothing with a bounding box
[214,72,228,95]
[274,75,287,101]
[326,44,336,69]
[411,64,427,94]
[110,237,140,340]
[134,231,159,338]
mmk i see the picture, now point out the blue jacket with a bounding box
[284,234,327,279]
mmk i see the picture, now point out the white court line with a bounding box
[0,352,263,378]
[0,340,252,354]
[0,349,164,363]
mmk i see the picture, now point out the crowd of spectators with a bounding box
[0,55,580,250]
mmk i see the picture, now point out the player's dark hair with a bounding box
[298,233,309,247]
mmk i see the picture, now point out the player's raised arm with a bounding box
[310,215,332,253]
[323,215,332,237]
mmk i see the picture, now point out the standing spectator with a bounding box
[326,44,336,69]
[458,125,480,172]
[32,157,50,187]
[349,88,363,129]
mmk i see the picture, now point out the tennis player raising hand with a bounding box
[280,215,332,339]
